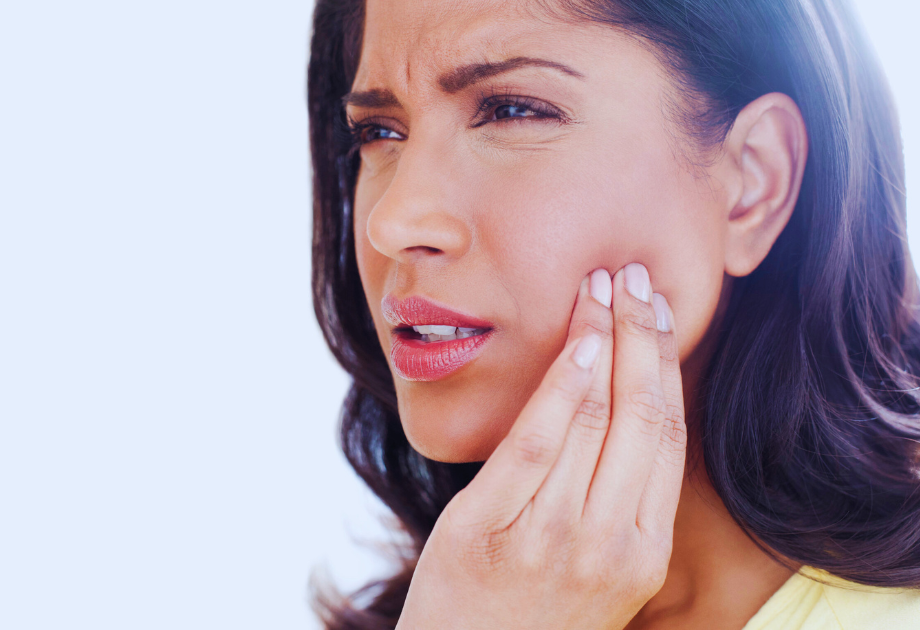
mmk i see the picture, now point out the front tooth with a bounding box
[413,325,458,335]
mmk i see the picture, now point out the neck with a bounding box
[624,466,797,630]
[625,320,798,630]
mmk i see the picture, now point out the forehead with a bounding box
[353,0,594,94]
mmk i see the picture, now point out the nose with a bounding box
[364,133,472,264]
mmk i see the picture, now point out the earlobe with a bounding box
[722,92,809,278]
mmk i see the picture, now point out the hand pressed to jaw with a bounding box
[583,264,684,536]
[454,260,684,544]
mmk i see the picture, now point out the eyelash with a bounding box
[343,87,568,158]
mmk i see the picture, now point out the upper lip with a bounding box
[382,294,495,331]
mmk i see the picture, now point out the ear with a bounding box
[720,92,809,278]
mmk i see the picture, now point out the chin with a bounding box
[408,439,485,464]
[397,389,511,464]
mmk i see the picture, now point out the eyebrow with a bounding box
[341,56,585,110]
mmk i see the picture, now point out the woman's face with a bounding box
[348,0,730,462]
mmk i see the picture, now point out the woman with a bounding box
[307,0,920,627]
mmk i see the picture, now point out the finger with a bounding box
[636,293,688,535]
[584,262,667,524]
[532,268,614,523]
[455,329,602,532]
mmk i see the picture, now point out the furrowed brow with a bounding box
[341,56,584,110]
[341,88,400,110]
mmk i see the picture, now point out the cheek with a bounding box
[474,133,726,368]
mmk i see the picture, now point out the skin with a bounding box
[346,0,809,627]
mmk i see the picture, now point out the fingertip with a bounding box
[652,293,673,333]
[624,263,652,304]
[589,268,613,308]
[572,333,602,369]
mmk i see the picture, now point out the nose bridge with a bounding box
[365,124,472,262]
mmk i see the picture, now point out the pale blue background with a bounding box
[0,1,916,628]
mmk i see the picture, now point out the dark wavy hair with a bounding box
[306,0,920,627]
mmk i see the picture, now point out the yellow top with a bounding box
[742,566,920,629]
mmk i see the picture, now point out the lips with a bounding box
[382,294,495,329]
[382,294,496,381]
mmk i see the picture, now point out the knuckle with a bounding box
[569,551,602,590]
[643,560,669,595]
[628,387,667,432]
[542,508,579,540]
[575,315,614,344]
[596,526,637,567]
[572,392,611,434]
[518,545,544,575]
[541,532,597,588]
[617,304,659,338]
[660,408,688,454]
[594,529,638,585]
[541,523,579,567]
[513,430,558,468]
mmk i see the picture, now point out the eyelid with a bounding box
[346,114,407,138]
[345,90,571,152]
[469,85,572,126]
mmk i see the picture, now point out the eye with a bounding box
[344,93,567,155]
[343,117,405,158]
[474,94,564,126]
[352,124,404,145]
[494,103,541,120]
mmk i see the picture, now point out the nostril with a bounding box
[365,196,471,261]
[404,245,443,255]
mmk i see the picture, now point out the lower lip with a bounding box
[390,330,494,381]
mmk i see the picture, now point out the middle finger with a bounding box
[584,262,667,524]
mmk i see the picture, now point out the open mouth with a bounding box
[395,325,491,343]
[383,295,497,379]
[390,325,495,381]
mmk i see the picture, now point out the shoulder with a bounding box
[812,567,920,629]
[743,566,920,630]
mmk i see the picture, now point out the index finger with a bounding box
[452,328,602,532]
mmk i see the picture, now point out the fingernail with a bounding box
[589,268,612,308]
[624,263,651,303]
[652,293,671,332]
[572,333,601,369]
